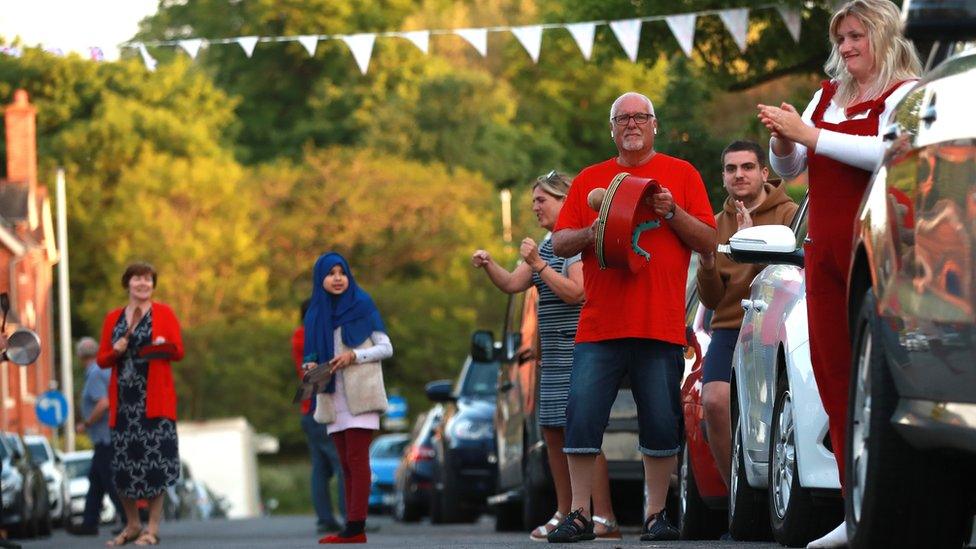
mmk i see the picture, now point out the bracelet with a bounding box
[537,264,551,275]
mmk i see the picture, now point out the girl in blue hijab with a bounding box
[302,252,392,544]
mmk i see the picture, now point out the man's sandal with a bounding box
[106,528,142,547]
[592,515,622,540]
[133,531,160,546]
[529,511,565,541]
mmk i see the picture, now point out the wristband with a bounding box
[537,264,550,275]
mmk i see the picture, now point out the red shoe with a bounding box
[318,532,367,544]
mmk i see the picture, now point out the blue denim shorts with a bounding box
[703,328,739,384]
[564,338,684,457]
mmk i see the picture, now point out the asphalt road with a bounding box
[12,515,784,549]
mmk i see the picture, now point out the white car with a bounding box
[23,434,71,527]
[62,450,116,525]
[722,198,844,546]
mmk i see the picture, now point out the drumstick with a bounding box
[125,306,144,338]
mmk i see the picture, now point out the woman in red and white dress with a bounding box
[757,1,920,547]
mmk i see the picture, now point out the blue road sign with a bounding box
[386,395,408,419]
[36,390,69,427]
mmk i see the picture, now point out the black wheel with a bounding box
[768,373,840,547]
[845,291,973,548]
[678,444,726,540]
[35,488,52,537]
[494,499,522,532]
[393,484,422,523]
[521,447,555,531]
[728,406,771,541]
[431,449,470,523]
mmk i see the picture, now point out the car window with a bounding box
[460,360,500,397]
[26,441,49,465]
[370,437,409,458]
[65,457,92,479]
[791,194,810,246]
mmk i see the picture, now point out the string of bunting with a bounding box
[1,4,804,74]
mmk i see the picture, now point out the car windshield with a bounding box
[26,442,49,465]
[65,457,92,479]
[370,437,409,458]
[459,360,499,398]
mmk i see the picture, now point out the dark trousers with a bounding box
[83,442,125,527]
[302,414,346,525]
[331,428,373,522]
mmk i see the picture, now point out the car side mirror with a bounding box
[425,380,455,403]
[470,330,495,362]
[718,225,804,268]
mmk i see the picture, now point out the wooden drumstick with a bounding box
[587,188,607,211]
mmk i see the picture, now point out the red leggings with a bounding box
[331,428,373,522]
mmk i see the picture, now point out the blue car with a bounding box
[368,433,410,512]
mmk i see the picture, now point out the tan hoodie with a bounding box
[697,180,799,330]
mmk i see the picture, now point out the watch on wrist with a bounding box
[663,204,676,220]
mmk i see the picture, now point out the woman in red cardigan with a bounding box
[97,262,184,547]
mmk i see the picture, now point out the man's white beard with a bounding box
[621,137,644,151]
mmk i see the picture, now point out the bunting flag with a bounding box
[237,36,259,58]
[665,14,697,58]
[89,47,104,61]
[455,28,488,57]
[564,22,596,61]
[609,19,642,62]
[511,25,543,63]
[297,35,319,56]
[719,8,750,53]
[178,38,205,59]
[1,46,23,58]
[398,30,429,54]
[341,33,376,75]
[138,44,157,71]
[43,47,64,57]
[776,6,802,43]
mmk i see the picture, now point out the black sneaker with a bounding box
[547,508,595,543]
[640,509,679,542]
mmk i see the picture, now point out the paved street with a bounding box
[14,515,783,548]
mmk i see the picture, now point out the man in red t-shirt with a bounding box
[547,92,717,543]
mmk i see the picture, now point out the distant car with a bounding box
[62,450,116,526]
[23,435,70,527]
[425,354,499,524]
[368,433,410,512]
[1,431,51,538]
[392,407,442,522]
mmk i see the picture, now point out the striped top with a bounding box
[532,236,582,338]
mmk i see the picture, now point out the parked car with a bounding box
[368,433,410,512]
[23,435,70,527]
[62,449,116,526]
[425,353,499,524]
[1,431,51,538]
[392,407,442,522]
[841,5,976,546]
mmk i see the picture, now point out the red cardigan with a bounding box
[96,302,185,428]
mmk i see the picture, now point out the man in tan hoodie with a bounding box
[696,140,798,488]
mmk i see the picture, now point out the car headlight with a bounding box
[451,418,493,440]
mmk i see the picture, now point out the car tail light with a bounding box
[408,446,435,462]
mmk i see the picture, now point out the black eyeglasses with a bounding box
[611,113,654,126]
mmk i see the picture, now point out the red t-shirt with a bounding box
[554,153,716,345]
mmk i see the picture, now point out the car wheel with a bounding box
[493,498,522,532]
[35,488,52,537]
[768,373,840,547]
[845,291,972,548]
[521,445,555,531]
[394,482,421,523]
[678,443,726,540]
[729,406,771,541]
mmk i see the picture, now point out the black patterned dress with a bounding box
[111,309,180,499]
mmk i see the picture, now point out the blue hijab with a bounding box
[303,252,386,393]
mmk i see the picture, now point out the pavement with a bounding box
[12,514,783,548]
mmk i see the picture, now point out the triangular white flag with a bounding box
[776,7,802,43]
[178,38,205,59]
[237,36,259,58]
[609,19,642,62]
[455,28,488,57]
[138,44,157,71]
[564,22,596,61]
[341,33,376,75]
[511,25,543,63]
[297,35,319,56]
[719,8,749,53]
[665,14,697,58]
[398,30,429,54]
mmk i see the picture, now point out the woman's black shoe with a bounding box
[547,508,595,543]
[640,509,679,541]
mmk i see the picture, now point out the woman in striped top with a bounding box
[471,171,620,541]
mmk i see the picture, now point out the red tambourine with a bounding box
[138,342,178,360]
[593,173,663,272]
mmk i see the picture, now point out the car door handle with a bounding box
[883,123,901,142]
[741,299,753,311]
[922,101,937,126]
[752,300,768,312]
[498,380,514,393]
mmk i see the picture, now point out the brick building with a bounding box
[0,90,59,435]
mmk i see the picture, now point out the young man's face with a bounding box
[722,150,768,203]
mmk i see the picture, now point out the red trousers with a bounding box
[331,428,373,522]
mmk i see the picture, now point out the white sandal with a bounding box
[592,515,622,540]
[529,511,565,541]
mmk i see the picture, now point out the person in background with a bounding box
[293,299,346,534]
[757,1,920,546]
[472,171,620,541]
[302,253,392,544]
[69,337,126,537]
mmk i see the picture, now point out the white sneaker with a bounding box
[807,522,848,548]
